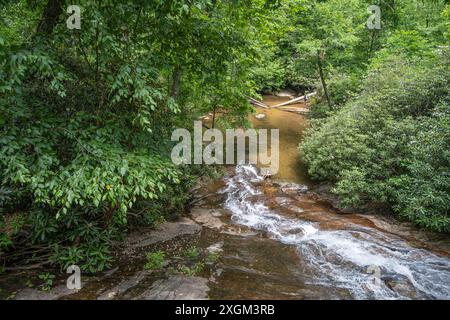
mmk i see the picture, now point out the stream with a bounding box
[3,95,449,300]
[202,95,450,299]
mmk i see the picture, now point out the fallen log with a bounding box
[277,106,310,115]
[247,96,269,108]
[272,92,317,108]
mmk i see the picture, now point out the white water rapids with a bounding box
[221,165,450,300]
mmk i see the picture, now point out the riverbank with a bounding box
[3,163,449,299]
[1,95,448,300]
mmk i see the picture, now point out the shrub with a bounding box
[300,48,450,232]
[0,48,187,272]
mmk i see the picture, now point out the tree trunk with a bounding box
[36,0,64,35]
[317,49,332,108]
[170,66,182,100]
[212,106,217,129]
[367,28,380,60]
[368,30,376,56]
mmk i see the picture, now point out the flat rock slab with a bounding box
[207,241,224,254]
[220,226,258,237]
[15,285,78,300]
[277,182,308,194]
[190,207,258,237]
[97,270,150,300]
[190,208,225,229]
[124,218,202,252]
[138,276,209,300]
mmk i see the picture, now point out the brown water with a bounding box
[201,96,450,299]
[204,165,450,299]
[252,95,311,184]
[3,95,449,300]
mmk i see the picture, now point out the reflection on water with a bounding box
[4,95,448,300]
[251,95,311,185]
[92,94,448,300]
[206,95,450,299]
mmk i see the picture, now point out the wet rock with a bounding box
[103,266,119,278]
[190,207,257,237]
[210,210,225,217]
[209,268,224,283]
[221,227,258,237]
[97,270,149,300]
[273,197,292,206]
[15,284,78,300]
[124,218,202,255]
[286,205,304,214]
[190,208,225,229]
[310,183,341,208]
[278,183,308,194]
[269,197,305,214]
[138,276,209,300]
[191,192,227,207]
[383,275,417,299]
[359,214,450,254]
[250,178,264,184]
[207,241,224,254]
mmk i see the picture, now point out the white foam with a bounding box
[221,165,450,299]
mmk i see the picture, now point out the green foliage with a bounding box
[205,251,220,264]
[170,246,220,276]
[299,2,450,232]
[144,250,166,270]
[1,0,449,275]
[370,30,435,67]
[301,48,450,232]
[184,246,201,261]
[269,0,367,94]
[0,0,268,271]
[255,0,449,107]
[179,262,205,276]
[38,272,55,291]
[326,71,362,107]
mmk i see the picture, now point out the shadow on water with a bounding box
[251,95,312,185]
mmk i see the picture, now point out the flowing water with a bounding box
[216,163,450,299]
[3,95,449,300]
[203,95,450,299]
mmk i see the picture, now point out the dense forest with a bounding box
[0,0,449,276]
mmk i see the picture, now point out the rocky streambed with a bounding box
[2,95,449,300]
[4,164,449,300]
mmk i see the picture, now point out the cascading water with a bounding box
[221,164,450,299]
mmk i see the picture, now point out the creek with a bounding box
[4,95,449,300]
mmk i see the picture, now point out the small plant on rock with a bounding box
[38,273,55,291]
[144,250,166,270]
[184,246,201,261]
